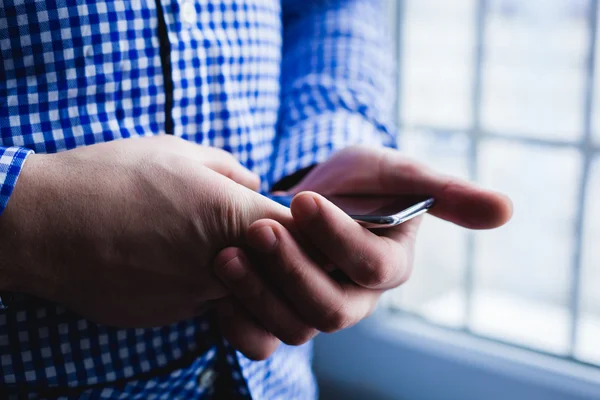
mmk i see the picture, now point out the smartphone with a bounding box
[266,193,435,229]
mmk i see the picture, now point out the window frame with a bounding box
[314,1,600,398]
[390,0,600,362]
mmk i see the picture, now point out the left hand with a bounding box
[212,145,513,360]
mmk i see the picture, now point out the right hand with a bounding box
[0,135,292,328]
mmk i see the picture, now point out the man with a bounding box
[0,0,512,398]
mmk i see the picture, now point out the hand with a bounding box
[213,145,512,360]
[0,135,294,328]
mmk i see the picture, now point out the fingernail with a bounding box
[249,226,277,253]
[220,257,247,280]
[293,194,319,220]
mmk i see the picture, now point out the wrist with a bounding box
[0,153,54,294]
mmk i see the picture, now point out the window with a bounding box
[314,2,600,399]
[387,0,600,366]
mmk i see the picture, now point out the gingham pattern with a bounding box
[73,347,219,400]
[0,0,396,398]
[236,343,317,399]
[0,146,32,214]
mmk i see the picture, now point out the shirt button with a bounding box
[84,45,93,58]
[198,368,217,390]
[181,0,197,25]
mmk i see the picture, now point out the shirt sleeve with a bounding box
[269,0,398,187]
[0,146,34,216]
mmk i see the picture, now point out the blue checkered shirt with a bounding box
[0,0,396,398]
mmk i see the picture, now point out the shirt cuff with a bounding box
[0,146,34,216]
[269,111,397,188]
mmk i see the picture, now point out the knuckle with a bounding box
[322,307,351,333]
[281,326,315,346]
[146,147,180,169]
[206,185,253,240]
[357,253,395,289]
[318,294,351,333]
[440,177,463,201]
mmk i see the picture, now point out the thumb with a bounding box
[199,167,294,243]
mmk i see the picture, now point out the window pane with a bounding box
[472,140,581,354]
[481,0,589,140]
[388,130,470,328]
[593,3,600,143]
[401,0,475,130]
[576,157,600,365]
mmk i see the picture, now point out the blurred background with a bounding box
[390,0,599,364]
[316,0,600,398]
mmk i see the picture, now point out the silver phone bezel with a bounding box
[266,194,435,229]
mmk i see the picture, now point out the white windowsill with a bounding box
[313,312,600,400]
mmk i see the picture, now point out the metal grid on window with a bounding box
[390,0,599,365]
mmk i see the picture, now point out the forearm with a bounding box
[271,0,398,187]
[0,153,50,295]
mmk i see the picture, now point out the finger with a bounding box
[381,214,423,244]
[203,149,260,191]
[182,142,260,191]
[246,220,382,333]
[374,150,513,229]
[290,192,412,289]
[292,147,512,229]
[215,296,280,361]
[376,215,423,285]
[190,167,297,249]
[214,247,318,346]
